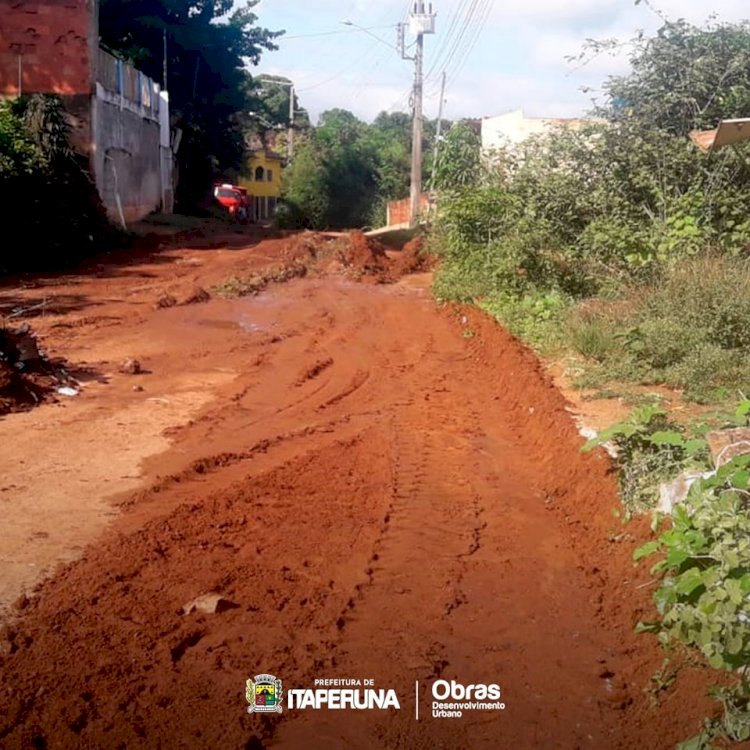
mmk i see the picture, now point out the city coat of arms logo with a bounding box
[246,674,283,714]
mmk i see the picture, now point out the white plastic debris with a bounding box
[575,419,618,459]
[56,386,79,397]
[657,470,715,514]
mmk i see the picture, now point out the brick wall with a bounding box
[387,194,430,226]
[0,0,96,96]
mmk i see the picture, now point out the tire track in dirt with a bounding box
[273,386,483,747]
[0,275,722,750]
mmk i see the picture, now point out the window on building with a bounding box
[266,169,274,183]
[254,166,265,182]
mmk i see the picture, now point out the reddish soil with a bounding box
[389,236,434,277]
[0,227,721,749]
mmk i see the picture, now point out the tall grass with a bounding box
[566,255,750,401]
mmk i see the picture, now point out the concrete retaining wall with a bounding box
[92,93,161,224]
[92,51,167,224]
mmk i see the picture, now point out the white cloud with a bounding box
[254,0,750,123]
[648,0,748,24]
[528,29,633,78]
[488,0,621,26]
[442,71,595,120]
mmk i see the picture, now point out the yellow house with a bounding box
[240,149,284,222]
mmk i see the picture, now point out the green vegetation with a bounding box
[582,406,709,517]
[430,21,750,746]
[242,74,310,140]
[636,456,750,749]
[211,263,307,298]
[632,402,750,749]
[586,402,750,748]
[0,96,114,272]
[279,110,446,230]
[433,122,483,191]
[596,18,750,135]
[431,18,750,403]
[568,256,750,402]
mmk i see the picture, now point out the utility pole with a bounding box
[407,2,436,227]
[162,29,168,91]
[430,70,447,192]
[257,77,295,162]
[288,84,295,162]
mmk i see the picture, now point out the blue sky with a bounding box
[250,0,749,124]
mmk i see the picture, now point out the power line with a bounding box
[295,38,384,93]
[401,0,415,24]
[350,46,411,93]
[385,84,413,113]
[282,24,394,41]
[423,0,492,99]
[423,0,473,81]
[427,0,483,84]
[424,0,478,82]
[443,0,492,90]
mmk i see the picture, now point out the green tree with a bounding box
[0,99,41,180]
[98,0,282,205]
[600,19,750,134]
[317,110,380,226]
[279,138,329,229]
[278,108,447,229]
[364,111,412,221]
[239,74,310,147]
[433,122,482,191]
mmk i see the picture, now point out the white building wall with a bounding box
[481,110,590,151]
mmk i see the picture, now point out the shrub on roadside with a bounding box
[636,453,750,748]
[0,95,115,272]
[583,405,709,516]
[564,255,750,401]
[480,290,568,351]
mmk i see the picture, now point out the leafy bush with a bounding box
[0,98,42,178]
[583,406,709,516]
[279,141,330,230]
[433,122,483,190]
[566,304,622,362]
[0,95,115,272]
[431,118,750,340]
[636,453,750,748]
[600,19,750,136]
[430,17,750,409]
[480,291,568,351]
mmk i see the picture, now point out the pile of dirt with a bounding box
[213,263,308,298]
[389,236,434,277]
[155,287,211,310]
[281,232,332,265]
[217,232,432,298]
[280,231,431,284]
[0,325,68,415]
[333,231,391,281]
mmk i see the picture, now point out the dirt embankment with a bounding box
[270,231,432,285]
[0,229,720,750]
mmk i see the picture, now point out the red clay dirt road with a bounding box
[0,228,718,749]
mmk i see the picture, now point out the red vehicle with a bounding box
[214,183,252,223]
